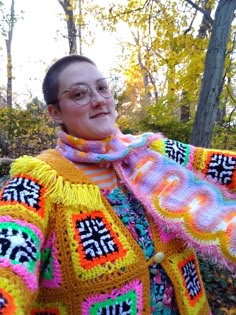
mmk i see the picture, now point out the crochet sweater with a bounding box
[0,138,235,315]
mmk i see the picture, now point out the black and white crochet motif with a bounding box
[181,259,201,300]
[206,154,236,185]
[0,226,38,265]
[165,140,188,165]
[96,300,133,314]
[0,293,8,312]
[1,176,43,210]
[76,216,119,261]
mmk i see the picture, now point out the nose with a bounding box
[90,87,105,107]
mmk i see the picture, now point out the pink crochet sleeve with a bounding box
[151,138,236,193]
[0,172,50,313]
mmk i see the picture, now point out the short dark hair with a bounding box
[42,55,96,106]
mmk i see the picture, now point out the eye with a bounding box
[70,86,89,100]
[98,85,109,91]
[97,80,109,92]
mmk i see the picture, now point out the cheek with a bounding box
[65,106,88,122]
[108,98,116,112]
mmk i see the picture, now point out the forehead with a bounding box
[58,62,103,91]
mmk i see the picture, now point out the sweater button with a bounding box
[154,252,165,263]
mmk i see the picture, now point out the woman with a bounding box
[0,55,235,315]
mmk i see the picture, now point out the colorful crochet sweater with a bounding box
[0,138,235,315]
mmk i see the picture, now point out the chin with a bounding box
[94,127,116,140]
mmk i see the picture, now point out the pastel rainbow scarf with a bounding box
[56,128,236,271]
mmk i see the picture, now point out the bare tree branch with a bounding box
[5,0,15,108]
[226,85,236,105]
[184,8,198,34]
[0,157,14,166]
[109,0,150,19]
[184,0,213,25]
[225,85,236,131]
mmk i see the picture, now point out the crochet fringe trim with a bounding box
[10,156,105,209]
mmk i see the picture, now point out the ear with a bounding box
[48,104,63,125]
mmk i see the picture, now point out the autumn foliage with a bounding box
[0,98,57,161]
[0,0,236,313]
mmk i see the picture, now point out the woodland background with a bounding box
[0,0,236,314]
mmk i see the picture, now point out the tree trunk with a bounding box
[0,134,9,157]
[180,1,212,122]
[5,0,15,108]
[190,0,236,147]
[58,0,78,54]
[180,91,190,122]
[78,0,82,55]
[6,49,13,108]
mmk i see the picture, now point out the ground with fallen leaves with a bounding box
[199,257,236,315]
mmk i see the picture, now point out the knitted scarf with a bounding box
[56,128,236,270]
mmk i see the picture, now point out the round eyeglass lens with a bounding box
[69,85,90,105]
[65,77,114,106]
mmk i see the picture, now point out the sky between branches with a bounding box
[0,0,127,104]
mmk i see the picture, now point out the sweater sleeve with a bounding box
[145,138,236,270]
[0,160,51,314]
[150,138,236,192]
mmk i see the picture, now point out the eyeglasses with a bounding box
[59,77,114,106]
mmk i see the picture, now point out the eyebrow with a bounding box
[69,77,107,88]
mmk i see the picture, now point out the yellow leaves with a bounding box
[0,106,57,158]
[7,60,12,79]
[117,115,130,130]
[74,14,84,26]
[107,0,217,131]
[6,53,12,80]
[66,0,76,11]
[205,0,217,10]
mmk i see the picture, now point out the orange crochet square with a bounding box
[178,253,203,307]
[0,175,46,218]
[203,152,236,189]
[0,288,17,314]
[72,211,127,270]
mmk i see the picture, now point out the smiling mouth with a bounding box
[90,112,109,118]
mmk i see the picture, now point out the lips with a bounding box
[90,112,109,118]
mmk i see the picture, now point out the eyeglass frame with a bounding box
[57,77,114,107]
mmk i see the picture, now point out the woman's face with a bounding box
[48,62,116,140]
